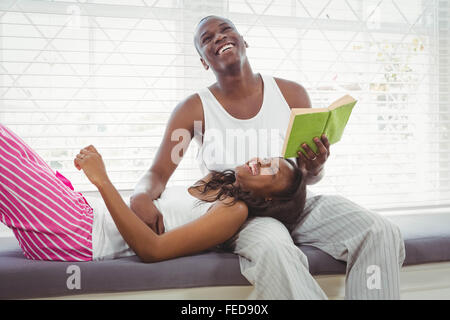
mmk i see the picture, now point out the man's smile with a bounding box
[216,42,235,55]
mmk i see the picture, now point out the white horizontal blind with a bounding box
[1,0,449,211]
[438,0,450,211]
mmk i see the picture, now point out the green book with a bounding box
[282,95,357,158]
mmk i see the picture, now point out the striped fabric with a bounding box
[0,124,93,262]
[228,195,406,300]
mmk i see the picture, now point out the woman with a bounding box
[0,123,306,262]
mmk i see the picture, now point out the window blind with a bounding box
[1,0,449,212]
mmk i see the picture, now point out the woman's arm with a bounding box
[151,200,247,261]
[100,180,247,262]
[75,146,248,262]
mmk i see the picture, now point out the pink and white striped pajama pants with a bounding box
[0,123,94,261]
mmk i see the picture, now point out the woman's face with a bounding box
[234,157,296,199]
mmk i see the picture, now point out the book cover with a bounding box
[282,95,357,158]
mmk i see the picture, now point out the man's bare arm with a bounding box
[130,94,204,233]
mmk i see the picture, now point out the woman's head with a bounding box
[196,157,307,232]
[234,157,296,199]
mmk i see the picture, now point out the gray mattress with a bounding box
[1,212,450,299]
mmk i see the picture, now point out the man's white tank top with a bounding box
[195,74,293,175]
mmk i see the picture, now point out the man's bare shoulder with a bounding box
[168,93,204,128]
[274,77,312,109]
[174,93,203,115]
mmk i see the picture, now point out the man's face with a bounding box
[194,17,247,72]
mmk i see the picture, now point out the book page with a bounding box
[327,95,356,111]
[291,107,329,115]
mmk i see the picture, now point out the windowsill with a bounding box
[374,205,450,216]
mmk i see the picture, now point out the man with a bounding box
[130,15,405,299]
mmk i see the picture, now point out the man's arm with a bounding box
[274,78,329,185]
[130,94,204,233]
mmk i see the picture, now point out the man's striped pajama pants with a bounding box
[228,195,406,300]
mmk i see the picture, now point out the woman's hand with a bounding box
[74,145,110,188]
[296,134,330,178]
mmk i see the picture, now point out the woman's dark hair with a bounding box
[193,158,307,232]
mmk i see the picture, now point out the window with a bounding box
[1,0,449,212]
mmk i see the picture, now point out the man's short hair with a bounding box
[195,15,235,29]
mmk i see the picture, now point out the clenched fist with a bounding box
[74,145,110,188]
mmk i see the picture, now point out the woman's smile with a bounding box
[233,157,293,198]
[246,158,261,176]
